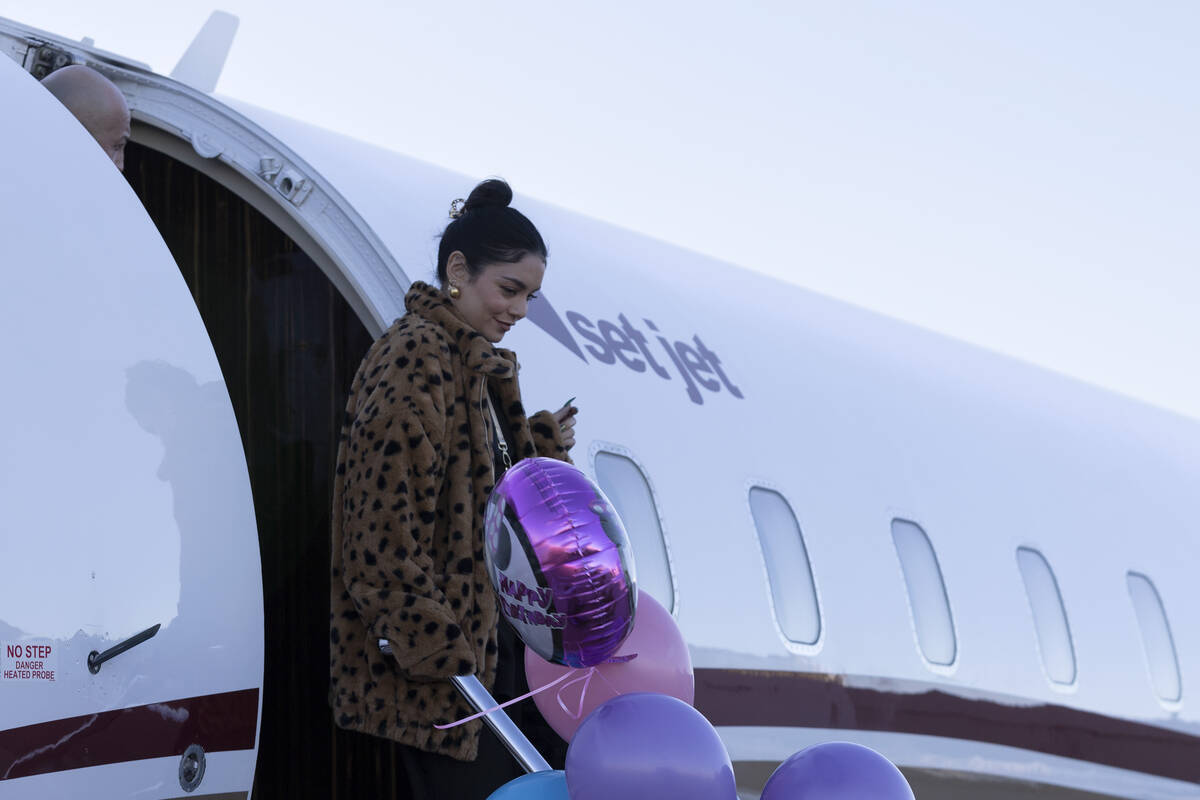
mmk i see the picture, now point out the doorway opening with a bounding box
[125,140,415,799]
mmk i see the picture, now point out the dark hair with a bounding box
[436,178,547,285]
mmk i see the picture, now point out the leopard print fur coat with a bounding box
[330,280,571,761]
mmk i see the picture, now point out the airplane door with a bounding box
[0,56,263,798]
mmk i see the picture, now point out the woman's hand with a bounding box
[552,403,578,452]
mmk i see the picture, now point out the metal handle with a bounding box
[378,638,551,773]
[88,623,160,674]
[451,674,552,774]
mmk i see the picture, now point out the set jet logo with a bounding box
[527,295,743,406]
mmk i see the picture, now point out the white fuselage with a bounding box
[0,15,1197,800]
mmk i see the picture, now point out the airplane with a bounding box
[0,12,1197,800]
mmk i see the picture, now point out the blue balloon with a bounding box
[761,741,915,800]
[487,770,569,800]
[566,692,737,800]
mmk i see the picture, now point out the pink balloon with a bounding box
[525,589,693,742]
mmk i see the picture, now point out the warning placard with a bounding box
[2,642,57,682]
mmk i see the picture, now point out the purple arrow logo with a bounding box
[527,294,587,362]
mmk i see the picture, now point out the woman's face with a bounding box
[449,253,546,343]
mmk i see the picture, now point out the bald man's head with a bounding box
[41,65,131,172]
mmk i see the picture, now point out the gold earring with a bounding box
[448,284,461,299]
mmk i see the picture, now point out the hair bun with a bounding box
[435,177,547,285]
[462,178,513,213]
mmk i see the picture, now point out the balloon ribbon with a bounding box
[434,670,574,729]
[434,654,638,730]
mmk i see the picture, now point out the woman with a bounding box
[330,179,576,797]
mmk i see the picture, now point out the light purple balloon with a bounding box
[760,741,915,800]
[485,457,637,667]
[565,692,738,800]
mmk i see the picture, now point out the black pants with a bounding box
[390,621,568,800]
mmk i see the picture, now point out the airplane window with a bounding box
[748,487,821,645]
[593,450,676,612]
[1126,572,1182,703]
[1016,547,1077,685]
[891,519,957,666]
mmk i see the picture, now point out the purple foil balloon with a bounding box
[485,457,637,667]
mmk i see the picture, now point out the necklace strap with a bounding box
[487,394,512,472]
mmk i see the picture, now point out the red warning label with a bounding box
[2,642,57,682]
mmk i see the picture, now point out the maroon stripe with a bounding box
[694,668,1200,784]
[0,688,258,781]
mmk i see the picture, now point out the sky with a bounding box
[6,1,1198,420]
